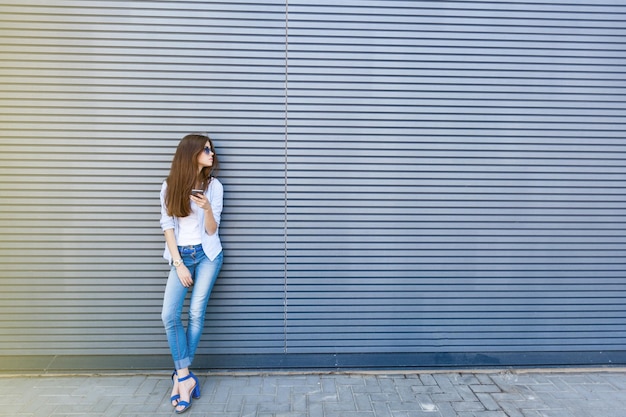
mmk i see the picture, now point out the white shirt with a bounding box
[160,178,223,262]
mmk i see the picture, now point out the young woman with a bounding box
[160,133,224,414]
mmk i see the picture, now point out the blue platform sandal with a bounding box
[170,370,180,407]
[189,371,201,399]
[175,373,200,414]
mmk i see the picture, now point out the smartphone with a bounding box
[191,189,204,196]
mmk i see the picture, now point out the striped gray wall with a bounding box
[0,1,625,370]
[0,1,288,362]
[284,1,626,360]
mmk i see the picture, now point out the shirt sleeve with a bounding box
[159,181,175,231]
[209,179,224,226]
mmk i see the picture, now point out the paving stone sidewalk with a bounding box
[1,369,625,417]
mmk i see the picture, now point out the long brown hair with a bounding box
[165,133,219,217]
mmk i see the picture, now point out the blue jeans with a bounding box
[161,244,223,370]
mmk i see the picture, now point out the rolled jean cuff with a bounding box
[175,357,192,371]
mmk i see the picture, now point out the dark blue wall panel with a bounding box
[284,0,626,362]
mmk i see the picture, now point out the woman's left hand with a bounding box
[191,194,212,211]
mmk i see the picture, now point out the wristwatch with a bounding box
[173,259,183,267]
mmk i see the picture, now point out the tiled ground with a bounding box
[1,369,625,417]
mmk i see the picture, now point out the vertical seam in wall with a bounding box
[283,0,289,355]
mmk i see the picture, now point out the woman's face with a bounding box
[197,140,214,170]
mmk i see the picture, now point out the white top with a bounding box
[176,205,202,246]
[160,178,223,262]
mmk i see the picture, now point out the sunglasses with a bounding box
[202,146,214,155]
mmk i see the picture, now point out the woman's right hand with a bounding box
[176,264,194,287]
